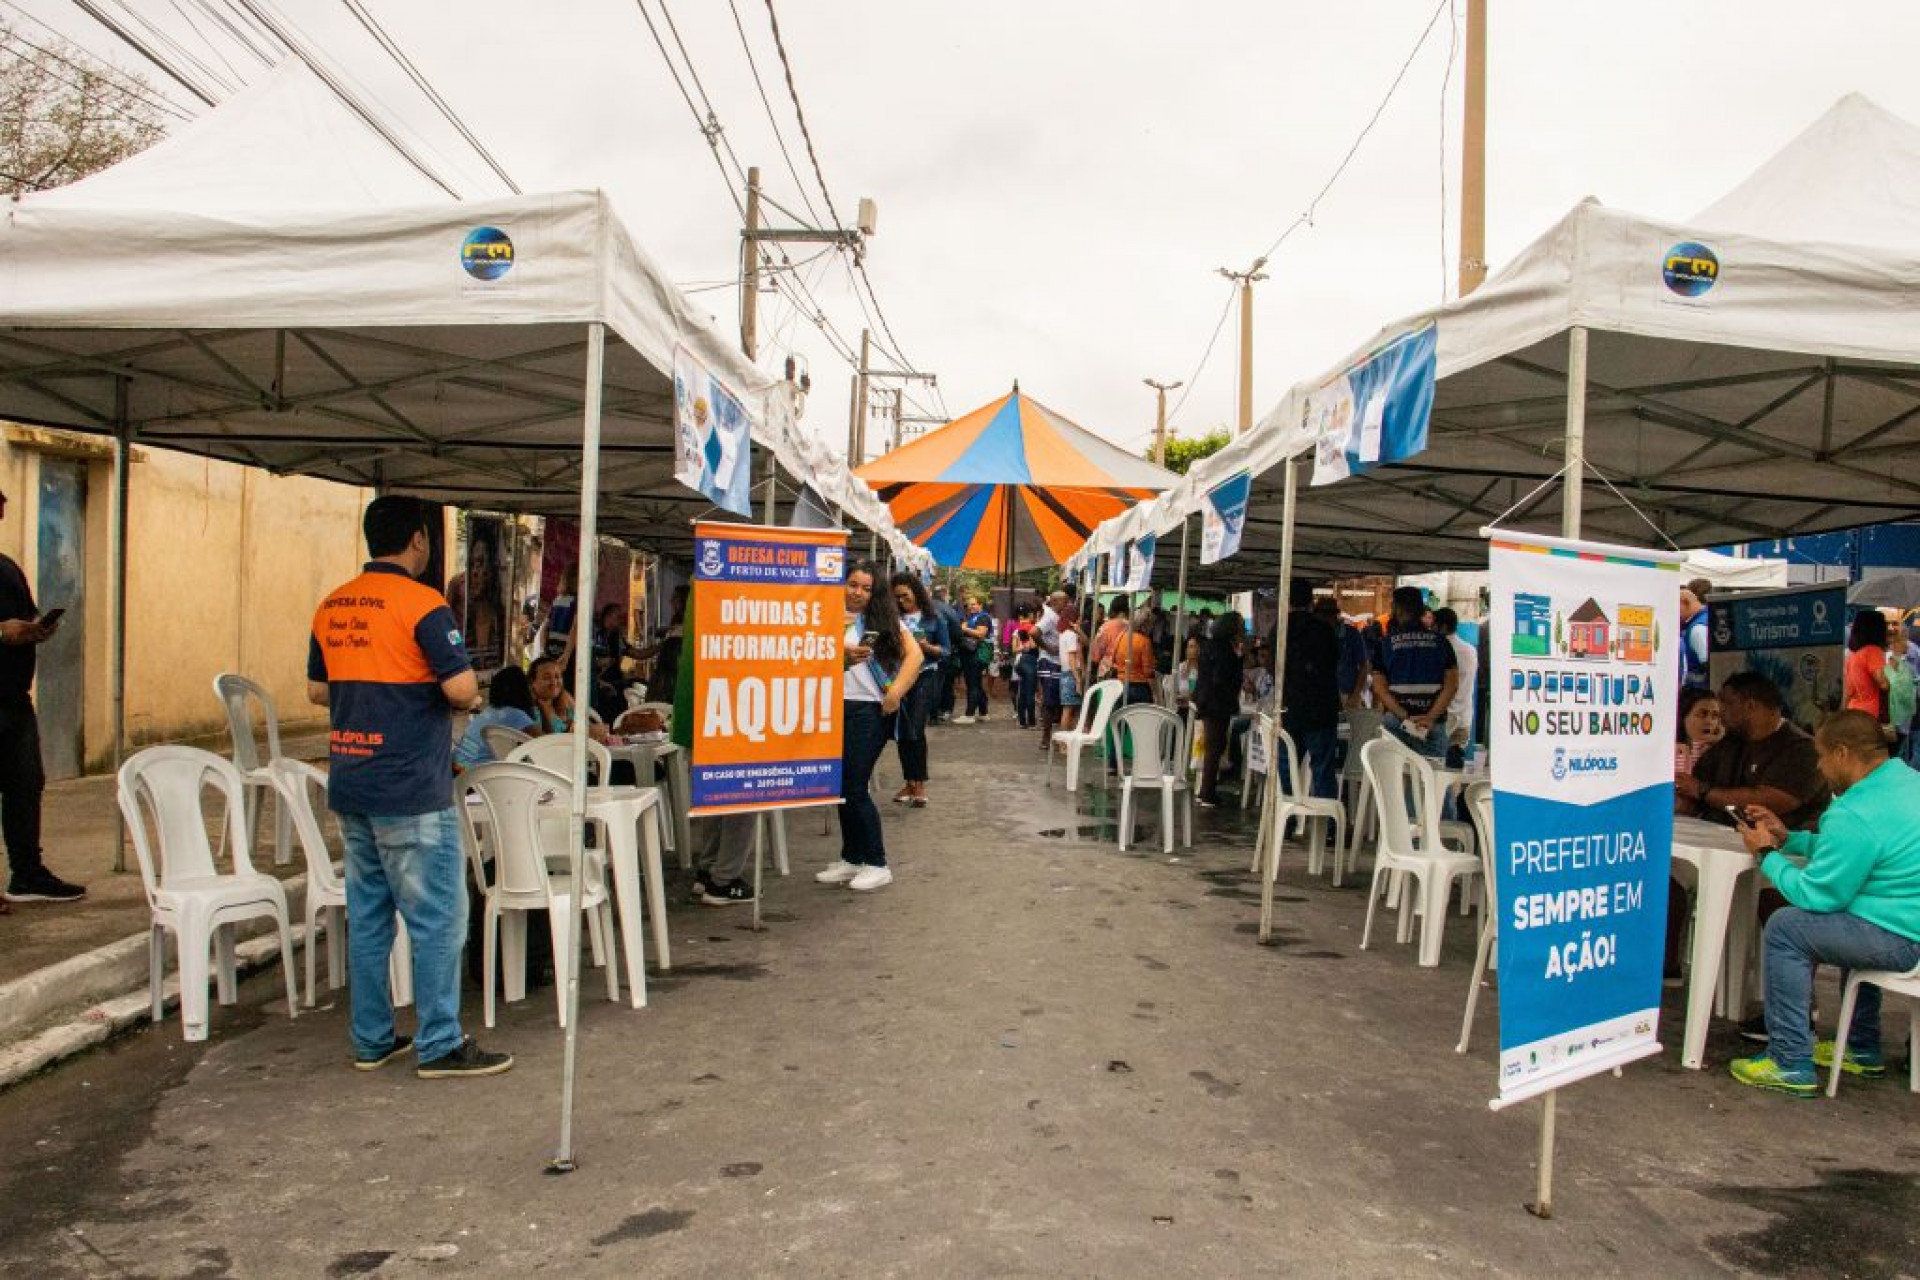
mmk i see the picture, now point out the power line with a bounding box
[1159,280,1238,434]
[104,0,237,96]
[336,0,520,194]
[228,0,462,197]
[1253,0,1452,264]
[67,0,217,104]
[0,33,191,122]
[0,1,196,118]
[167,0,244,84]
[188,0,281,65]
[724,0,820,226]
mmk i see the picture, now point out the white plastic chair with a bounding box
[458,762,618,1029]
[1045,678,1124,792]
[1110,704,1192,855]
[270,759,412,1010]
[1254,726,1349,882]
[1826,959,1920,1096]
[479,723,532,761]
[117,746,298,1042]
[212,673,291,866]
[1358,736,1481,968]
[1457,783,1499,1053]
[506,733,672,914]
[1241,712,1273,812]
[1336,708,1386,885]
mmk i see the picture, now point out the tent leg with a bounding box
[109,381,131,873]
[1172,517,1190,668]
[1258,457,1297,945]
[550,320,606,1176]
[1562,326,1588,539]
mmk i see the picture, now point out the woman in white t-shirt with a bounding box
[816,563,922,893]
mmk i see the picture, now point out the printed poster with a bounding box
[1127,533,1156,592]
[1706,583,1845,732]
[689,521,848,815]
[1488,532,1681,1106]
[1200,470,1252,565]
[450,515,506,673]
[1308,325,1437,487]
[674,348,754,516]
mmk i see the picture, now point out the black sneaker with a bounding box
[416,1037,513,1079]
[700,878,756,906]
[1738,1010,1818,1044]
[689,872,714,902]
[4,870,86,903]
[353,1035,413,1071]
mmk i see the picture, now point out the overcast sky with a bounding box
[16,0,1920,461]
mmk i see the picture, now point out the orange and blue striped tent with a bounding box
[856,388,1174,574]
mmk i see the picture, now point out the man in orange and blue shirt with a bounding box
[308,496,510,1079]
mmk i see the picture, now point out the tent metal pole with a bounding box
[109,379,130,873]
[1172,518,1191,687]
[762,449,777,524]
[1258,456,1298,945]
[1562,327,1588,539]
[551,320,605,1175]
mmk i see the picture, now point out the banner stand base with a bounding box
[1524,1091,1556,1219]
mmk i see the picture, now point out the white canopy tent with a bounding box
[0,59,929,1166]
[1074,94,1920,596]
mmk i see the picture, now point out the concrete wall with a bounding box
[0,430,370,771]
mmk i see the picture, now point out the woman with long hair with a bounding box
[1193,611,1246,807]
[452,664,541,768]
[1845,608,1892,723]
[889,572,942,806]
[817,563,922,892]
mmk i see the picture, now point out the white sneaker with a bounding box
[814,860,862,885]
[952,715,975,725]
[849,865,894,892]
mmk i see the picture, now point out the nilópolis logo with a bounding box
[697,539,726,577]
[460,226,514,281]
[1662,241,1718,297]
[1552,748,1619,781]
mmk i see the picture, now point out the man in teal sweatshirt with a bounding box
[1730,710,1920,1096]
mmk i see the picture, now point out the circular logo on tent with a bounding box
[1661,242,1718,297]
[460,226,514,281]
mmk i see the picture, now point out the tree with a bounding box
[1151,428,1231,476]
[1,22,168,196]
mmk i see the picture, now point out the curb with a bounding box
[0,890,317,1093]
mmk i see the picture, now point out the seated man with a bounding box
[1673,671,1827,832]
[1728,710,1920,1096]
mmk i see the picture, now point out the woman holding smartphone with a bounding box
[817,563,922,892]
[889,573,943,807]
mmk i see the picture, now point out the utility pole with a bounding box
[740,166,762,360]
[1458,0,1488,297]
[848,328,872,463]
[1218,259,1269,434]
[1144,377,1182,468]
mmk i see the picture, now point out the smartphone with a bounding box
[860,630,879,646]
[1724,804,1754,828]
[38,608,65,626]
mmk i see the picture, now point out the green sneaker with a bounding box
[1729,1055,1818,1097]
[1813,1040,1887,1078]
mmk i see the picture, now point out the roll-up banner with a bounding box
[1487,531,1682,1108]
[1201,471,1251,565]
[688,522,848,816]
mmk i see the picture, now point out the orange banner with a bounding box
[688,522,847,814]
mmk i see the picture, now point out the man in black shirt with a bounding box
[1281,580,1342,798]
[0,488,84,905]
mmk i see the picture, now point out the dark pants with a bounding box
[1283,720,1339,799]
[839,701,889,866]
[0,696,47,881]
[962,660,988,717]
[934,663,958,722]
[894,678,932,783]
[1198,713,1232,803]
[1016,653,1039,726]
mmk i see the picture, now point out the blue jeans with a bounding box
[339,807,468,1063]
[1384,713,1449,759]
[1763,907,1920,1070]
[1284,722,1340,799]
[839,701,889,867]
